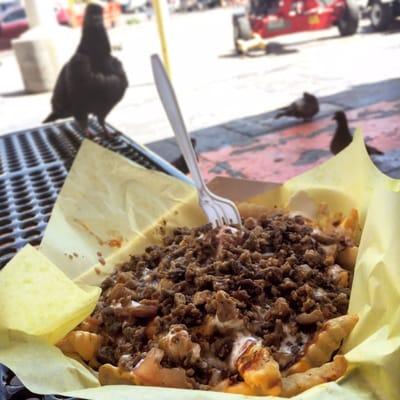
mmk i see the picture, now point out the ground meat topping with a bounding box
[89,213,354,389]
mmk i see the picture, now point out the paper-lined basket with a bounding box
[0,132,399,400]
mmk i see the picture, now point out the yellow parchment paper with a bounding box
[0,245,100,344]
[0,133,399,400]
[39,140,206,286]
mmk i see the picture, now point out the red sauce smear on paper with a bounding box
[73,219,123,248]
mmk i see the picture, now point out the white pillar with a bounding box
[12,0,60,93]
[24,0,58,28]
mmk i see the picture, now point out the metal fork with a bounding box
[151,54,241,228]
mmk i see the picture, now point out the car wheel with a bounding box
[236,15,253,40]
[370,0,393,30]
[233,14,253,53]
[338,0,360,36]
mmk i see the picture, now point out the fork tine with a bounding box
[209,194,241,223]
[213,205,225,228]
[206,194,239,226]
[217,205,230,227]
[205,196,241,227]
[216,203,237,227]
[222,203,241,225]
[203,202,221,228]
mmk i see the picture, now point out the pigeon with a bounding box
[330,111,383,156]
[171,138,197,174]
[43,3,128,137]
[275,92,319,121]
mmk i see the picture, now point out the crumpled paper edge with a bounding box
[1,132,399,400]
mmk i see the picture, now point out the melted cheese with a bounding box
[230,335,259,370]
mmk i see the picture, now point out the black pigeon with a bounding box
[330,111,383,156]
[43,4,128,137]
[275,92,319,121]
[171,138,197,174]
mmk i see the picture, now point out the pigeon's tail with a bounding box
[43,112,59,124]
[366,145,384,156]
[275,109,289,119]
[43,110,68,124]
[275,104,295,119]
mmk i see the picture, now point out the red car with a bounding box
[0,6,66,48]
[0,2,121,47]
[0,6,26,45]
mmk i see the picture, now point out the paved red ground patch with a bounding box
[199,100,400,183]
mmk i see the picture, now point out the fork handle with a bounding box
[151,55,206,191]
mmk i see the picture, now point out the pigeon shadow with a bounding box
[219,42,298,59]
[265,42,299,55]
[219,51,267,58]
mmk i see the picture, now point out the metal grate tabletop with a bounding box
[0,118,189,400]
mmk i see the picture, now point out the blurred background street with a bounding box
[1,1,400,397]
[1,1,400,182]
[1,7,399,138]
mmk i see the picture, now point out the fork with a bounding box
[151,54,242,228]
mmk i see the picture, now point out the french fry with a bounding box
[339,209,361,242]
[287,314,358,375]
[234,339,282,396]
[99,364,137,385]
[132,348,194,388]
[281,355,347,397]
[224,382,257,395]
[337,246,358,271]
[57,331,102,362]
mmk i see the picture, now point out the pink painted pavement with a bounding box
[198,100,400,183]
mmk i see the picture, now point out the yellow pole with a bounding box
[67,0,76,27]
[152,0,172,79]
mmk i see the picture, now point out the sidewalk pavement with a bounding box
[148,78,400,183]
[1,9,400,183]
